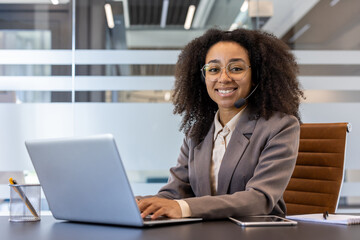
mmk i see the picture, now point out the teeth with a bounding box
[218,89,234,94]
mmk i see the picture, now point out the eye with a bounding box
[206,64,221,74]
[229,66,244,72]
[228,63,246,73]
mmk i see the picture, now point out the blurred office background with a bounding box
[0,0,359,212]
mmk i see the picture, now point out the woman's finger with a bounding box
[137,199,152,212]
[151,207,166,219]
[140,203,160,218]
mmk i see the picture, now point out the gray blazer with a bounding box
[156,108,300,219]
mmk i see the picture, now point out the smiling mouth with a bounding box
[216,88,237,94]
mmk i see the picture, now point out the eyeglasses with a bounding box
[201,61,251,82]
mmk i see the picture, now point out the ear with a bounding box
[201,74,206,84]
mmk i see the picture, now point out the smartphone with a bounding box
[229,215,297,227]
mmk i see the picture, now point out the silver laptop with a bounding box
[25,134,202,227]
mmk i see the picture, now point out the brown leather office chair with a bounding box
[284,122,350,215]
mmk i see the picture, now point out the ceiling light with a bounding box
[104,3,115,29]
[51,0,59,5]
[164,92,171,101]
[289,24,311,43]
[229,23,238,31]
[330,0,341,7]
[184,5,196,30]
[160,0,169,28]
[240,0,248,12]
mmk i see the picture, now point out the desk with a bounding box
[1,216,360,240]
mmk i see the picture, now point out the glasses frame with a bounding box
[200,61,251,82]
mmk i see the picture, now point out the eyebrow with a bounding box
[207,58,247,64]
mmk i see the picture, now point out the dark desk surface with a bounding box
[2,216,360,240]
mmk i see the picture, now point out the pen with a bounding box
[9,178,39,218]
[323,211,329,220]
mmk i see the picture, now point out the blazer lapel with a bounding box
[193,123,214,196]
[216,108,257,195]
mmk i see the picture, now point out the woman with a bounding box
[137,28,304,220]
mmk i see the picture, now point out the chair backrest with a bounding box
[284,122,350,215]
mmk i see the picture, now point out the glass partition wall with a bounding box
[1,0,360,211]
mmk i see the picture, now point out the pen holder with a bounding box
[9,184,41,222]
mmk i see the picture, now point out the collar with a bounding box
[213,107,246,141]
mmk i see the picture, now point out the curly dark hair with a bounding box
[172,28,304,143]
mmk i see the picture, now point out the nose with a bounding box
[217,68,231,83]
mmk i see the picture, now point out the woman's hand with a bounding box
[137,197,182,219]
